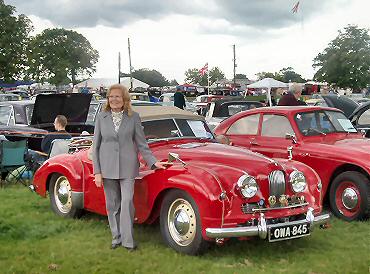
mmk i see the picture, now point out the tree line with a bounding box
[1,1,368,90]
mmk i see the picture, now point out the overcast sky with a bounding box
[7,0,370,83]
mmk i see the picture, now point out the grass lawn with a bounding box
[0,186,369,274]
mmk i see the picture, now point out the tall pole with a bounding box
[233,44,236,89]
[128,38,133,91]
[118,52,121,84]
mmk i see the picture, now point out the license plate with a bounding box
[268,221,310,242]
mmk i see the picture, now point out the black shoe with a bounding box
[124,246,137,252]
[111,242,121,250]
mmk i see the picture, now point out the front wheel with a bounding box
[160,190,208,255]
[49,173,83,218]
[329,171,369,221]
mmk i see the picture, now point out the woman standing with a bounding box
[93,84,166,251]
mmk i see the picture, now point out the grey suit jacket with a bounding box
[93,110,157,179]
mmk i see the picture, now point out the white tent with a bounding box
[247,78,288,106]
[75,77,149,90]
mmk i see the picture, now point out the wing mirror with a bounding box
[168,152,186,166]
[285,133,297,144]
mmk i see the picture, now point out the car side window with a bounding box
[227,114,260,135]
[142,119,178,139]
[261,114,294,137]
[358,109,370,125]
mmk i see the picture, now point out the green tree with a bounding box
[0,0,33,82]
[169,79,178,86]
[184,66,225,86]
[132,68,170,87]
[313,25,370,91]
[276,67,305,83]
[255,71,276,80]
[28,28,99,85]
[235,73,247,79]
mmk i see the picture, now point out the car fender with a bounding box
[33,154,84,197]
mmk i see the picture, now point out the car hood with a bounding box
[304,135,370,155]
[31,93,92,125]
[168,141,284,176]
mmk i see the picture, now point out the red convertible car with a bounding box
[214,106,370,221]
[32,106,329,255]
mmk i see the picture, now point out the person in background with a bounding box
[93,84,168,251]
[41,115,72,154]
[174,88,186,109]
[278,83,307,106]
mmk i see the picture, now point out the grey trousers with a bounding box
[103,178,135,248]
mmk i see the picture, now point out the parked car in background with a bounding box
[215,106,370,221]
[91,93,103,101]
[130,92,150,102]
[0,94,94,151]
[32,105,329,255]
[204,98,264,130]
[193,95,224,115]
[159,92,197,113]
[7,90,30,100]
[306,94,359,118]
[349,101,370,138]
[0,94,21,102]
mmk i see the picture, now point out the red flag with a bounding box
[199,63,208,76]
[291,1,300,13]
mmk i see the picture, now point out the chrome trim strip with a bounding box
[251,202,309,212]
[205,211,330,239]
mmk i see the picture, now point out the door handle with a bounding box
[299,153,310,157]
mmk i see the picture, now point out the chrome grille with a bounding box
[268,170,286,196]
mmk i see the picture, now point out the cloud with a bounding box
[7,0,350,32]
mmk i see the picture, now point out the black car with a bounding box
[0,93,94,150]
[204,97,264,130]
[349,101,370,138]
[313,94,359,118]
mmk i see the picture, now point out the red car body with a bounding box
[32,106,329,255]
[214,106,370,221]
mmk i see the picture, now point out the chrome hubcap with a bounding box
[54,176,72,214]
[168,198,196,246]
[341,187,358,210]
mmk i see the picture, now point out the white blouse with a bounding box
[111,110,124,132]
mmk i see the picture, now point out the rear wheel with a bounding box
[160,190,208,255]
[329,171,369,221]
[49,173,83,218]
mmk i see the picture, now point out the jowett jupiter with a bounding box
[31,106,329,255]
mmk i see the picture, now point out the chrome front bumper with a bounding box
[205,207,330,239]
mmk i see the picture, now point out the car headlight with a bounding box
[289,170,306,193]
[237,174,258,198]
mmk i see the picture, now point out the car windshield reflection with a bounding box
[142,118,214,141]
[295,110,357,136]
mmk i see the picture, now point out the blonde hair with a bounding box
[104,84,132,116]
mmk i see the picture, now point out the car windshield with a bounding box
[0,105,13,125]
[295,110,357,136]
[87,103,100,123]
[142,118,214,140]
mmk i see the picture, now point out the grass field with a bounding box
[0,186,369,274]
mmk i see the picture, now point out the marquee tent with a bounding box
[247,78,288,106]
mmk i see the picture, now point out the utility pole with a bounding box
[232,44,236,89]
[128,38,133,91]
[118,52,121,84]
